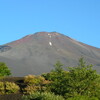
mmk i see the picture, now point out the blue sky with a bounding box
[0,0,100,48]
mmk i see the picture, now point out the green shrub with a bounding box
[0,82,5,94]
[24,75,36,85]
[0,62,11,77]
[22,92,65,100]
[23,75,50,94]
[5,82,20,94]
[42,61,69,96]
[65,60,100,98]
[43,58,100,99]
[42,92,65,100]
[24,75,50,85]
[23,85,41,94]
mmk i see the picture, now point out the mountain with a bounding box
[0,32,100,76]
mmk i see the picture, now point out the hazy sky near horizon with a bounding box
[0,0,100,48]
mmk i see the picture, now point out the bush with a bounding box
[0,82,5,94]
[23,75,50,94]
[0,81,20,94]
[5,82,20,94]
[24,75,36,85]
[22,92,65,100]
[24,75,50,85]
[0,62,11,77]
[23,85,41,94]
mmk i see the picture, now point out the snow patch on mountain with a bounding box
[49,42,52,46]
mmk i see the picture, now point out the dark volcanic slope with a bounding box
[0,32,100,76]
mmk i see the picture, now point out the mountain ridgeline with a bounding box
[0,32,100,76]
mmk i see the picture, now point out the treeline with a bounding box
[0,57,100,100]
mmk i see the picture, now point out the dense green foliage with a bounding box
[42,58,100,99]
[0,81,20,94]
[23,75,50,94]
[0,58,100,100]
[42,61,69,96]
[0,82,5,94]
[64,58,100,98]
[22,92,64,100]
[5,82,20,94]
[0,62,11,77]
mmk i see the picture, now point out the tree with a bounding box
[65,57,100,98]
[78,57,87,67]
[54,61,63,73]
[42,58,100,99]
[42,61,69,96]
[0,62,11,77]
